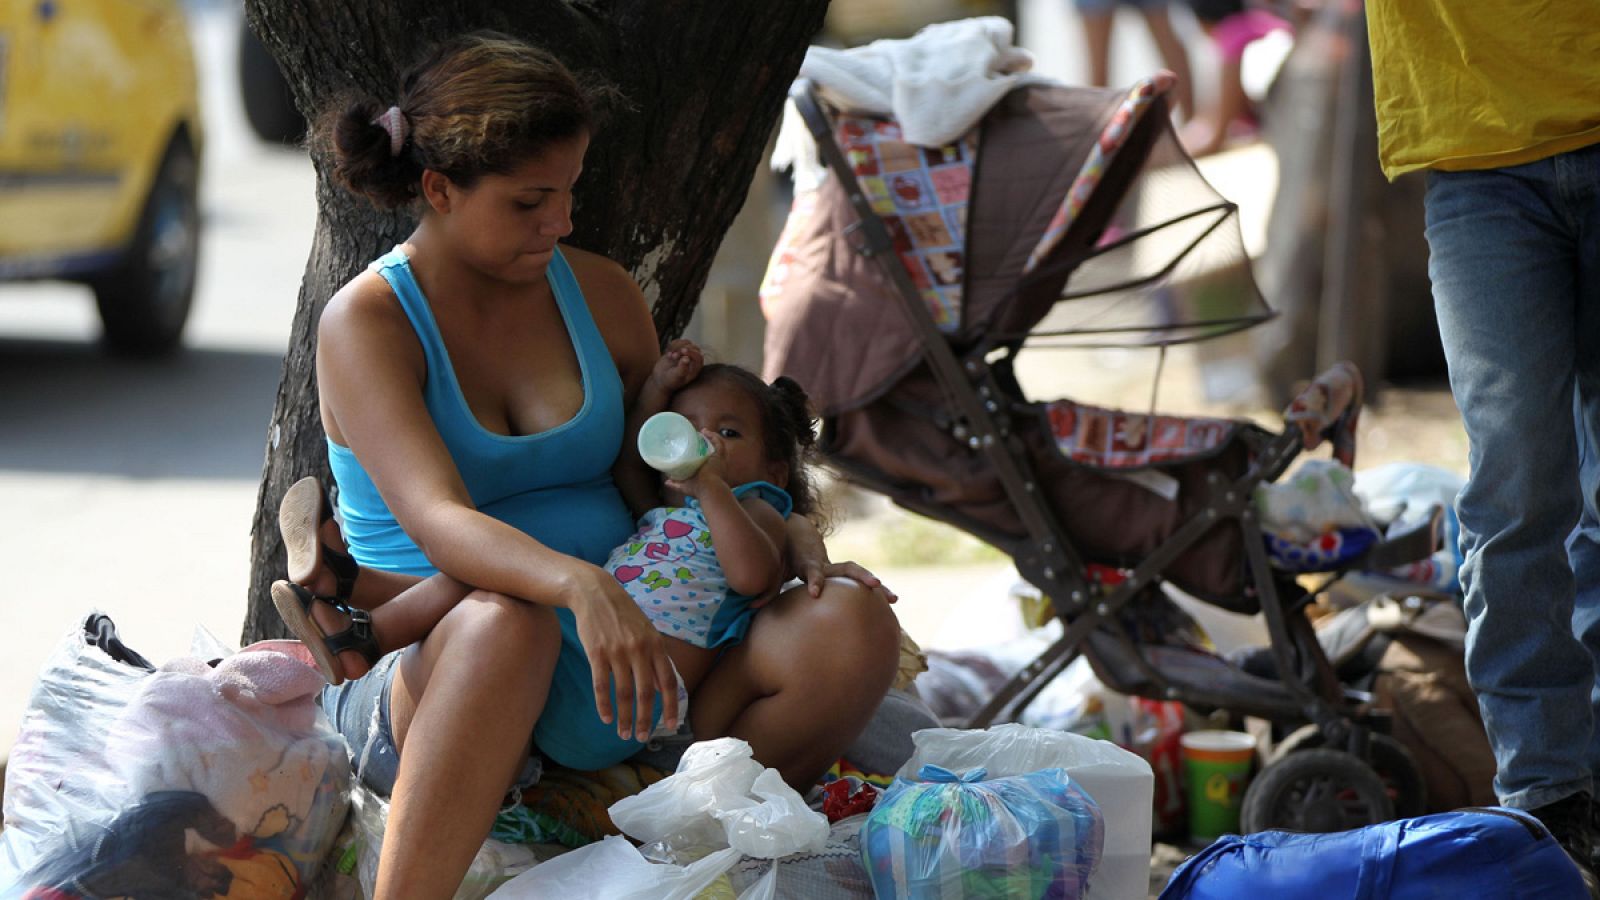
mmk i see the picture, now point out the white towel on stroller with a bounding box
[774,16,1048,190]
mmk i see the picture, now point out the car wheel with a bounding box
[93,138,200,356]
[238,23,306,145]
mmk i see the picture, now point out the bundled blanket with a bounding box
[773,16,1051,189]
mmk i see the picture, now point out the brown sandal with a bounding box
[271,580,380,685]
[279,476,359,603]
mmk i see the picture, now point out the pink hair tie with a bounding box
[372,105,408,157]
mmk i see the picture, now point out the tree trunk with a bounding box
[240,0,827,643]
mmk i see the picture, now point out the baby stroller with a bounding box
[761,73,1442,833]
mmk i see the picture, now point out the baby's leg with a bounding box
[286,572,475,682]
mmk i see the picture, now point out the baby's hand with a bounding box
[665,428,727,498]
[649,339,704,395]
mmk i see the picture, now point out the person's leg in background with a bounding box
[1075,0,1117,89]
[1139,3,1194,120]
[1561,146,1600,845]
[1426,156,1597,878]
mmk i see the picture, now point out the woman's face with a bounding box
[429,131,589,283]
[670,378,785,490]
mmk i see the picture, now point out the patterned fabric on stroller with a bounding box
[761,75,1441,834]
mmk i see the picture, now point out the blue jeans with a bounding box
[1424,141,1600,810]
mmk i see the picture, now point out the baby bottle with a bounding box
[638,411,713,480]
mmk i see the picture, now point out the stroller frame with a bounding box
[789,81,1439,760]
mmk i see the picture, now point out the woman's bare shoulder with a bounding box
[320,268,412,342]
[316,268,425,389]
[562,244,657,368]
[562,244,646,308]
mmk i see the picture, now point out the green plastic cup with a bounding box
[1180,730,1256,841]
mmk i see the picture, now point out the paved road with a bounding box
[0,1,1220,758]
[0,5,313,755]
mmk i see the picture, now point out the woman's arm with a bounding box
[317,271,677,740]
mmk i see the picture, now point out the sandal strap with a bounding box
[324,545,360,603]
[321,605,380,666]
[310,479,360,604]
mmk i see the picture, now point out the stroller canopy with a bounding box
[763,75,1274,417]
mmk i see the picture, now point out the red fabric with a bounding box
[1211,9,1292,63]
[822,777,882,823]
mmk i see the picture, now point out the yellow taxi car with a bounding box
[1,0,203,354]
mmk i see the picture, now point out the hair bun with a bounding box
[769,376,817,448]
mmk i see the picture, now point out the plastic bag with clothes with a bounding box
[898,724,1153,900]
[489,738,829,899]
[1354,462,1465,593]
[1,614,351,898]
[861,764,1103,899]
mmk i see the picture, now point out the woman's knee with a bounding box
[782,580,900,674]
[438,589,561,668]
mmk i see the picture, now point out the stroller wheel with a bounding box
[1270,726,1428,818]
[1240,748,1394,834]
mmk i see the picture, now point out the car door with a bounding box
[0,0,135,271]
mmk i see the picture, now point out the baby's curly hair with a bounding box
[693,364,828,533]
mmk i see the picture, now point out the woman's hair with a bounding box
[694,364,826,529]
[321,31,609,208]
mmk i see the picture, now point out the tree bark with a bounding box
[240,0,827,642]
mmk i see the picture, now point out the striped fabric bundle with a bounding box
[861,765,1104,899]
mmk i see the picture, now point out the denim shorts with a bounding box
[320,626,689,796]
[321,649,541,801]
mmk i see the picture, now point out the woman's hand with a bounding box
[565,566,679,743]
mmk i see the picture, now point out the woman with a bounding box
[300,33,900,896]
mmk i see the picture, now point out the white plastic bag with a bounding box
[609,737,828,859]
[490,836,740,899]
[899,725,1153,900]
[1,615,351,897]
[493,738,828,900]
[1,616,148,885]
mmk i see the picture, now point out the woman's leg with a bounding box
[690,578,900,790]
[374,590,561,898]
[1078,10,1115,88]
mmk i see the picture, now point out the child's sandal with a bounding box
[270,580,380,685]
[280,475,359,602]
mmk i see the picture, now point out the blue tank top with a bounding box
[327,245,636,576]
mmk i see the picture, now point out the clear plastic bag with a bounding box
[861,765,1104,899]
[898,724,1152,900]
[1,614,351,897]
[332,780,556,900]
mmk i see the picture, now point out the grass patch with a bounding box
[874,514,1007,567]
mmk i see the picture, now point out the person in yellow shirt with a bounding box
[1367,2,1600,890]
